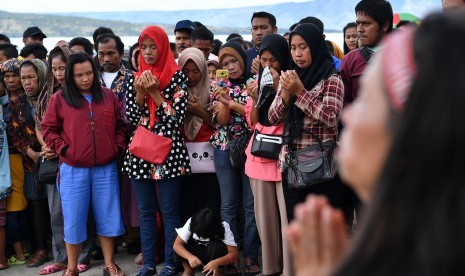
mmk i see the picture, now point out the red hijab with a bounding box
[137,26,179,128]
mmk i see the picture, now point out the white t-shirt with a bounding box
[176,218,237,247]
[102,71,118,88]
[208,53,218,62]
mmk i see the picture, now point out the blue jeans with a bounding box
[131,176,182,270]
[214,148,259,260]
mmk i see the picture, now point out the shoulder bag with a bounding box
[38,157,59,185]
[284,131,337,189]
[185,142,215,173]
[250,129,282,160]
[129,125,173,165]
[228,132,252,169]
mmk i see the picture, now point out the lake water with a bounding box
[9,33,344,55]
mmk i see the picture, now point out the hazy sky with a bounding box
[2,0,312,13]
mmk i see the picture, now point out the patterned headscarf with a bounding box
[36,46,74,126]
[380,27,416,111]
[0,58,21,77]
[20,58,47,101]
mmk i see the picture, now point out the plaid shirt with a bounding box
[268,74,344,169]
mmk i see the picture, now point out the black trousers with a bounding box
[282,174,343,222]
[180,173,221,225]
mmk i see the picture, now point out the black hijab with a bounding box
[257,34,291,126]
[285,23,337,145]
[219,41,249,86]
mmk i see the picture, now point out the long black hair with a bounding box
[63,52,103,108]
[128,42,139,72]
[189,208,225,240]
[343,22,357,55]
[333,11,465,276]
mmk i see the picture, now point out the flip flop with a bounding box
[7,255,26,265]
[39,263,67,275]
[77,263,90,273]
[26,251,49,267]
[244,262,260,276]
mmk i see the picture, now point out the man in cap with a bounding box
[174,20,196,55]
[22,26,46,46]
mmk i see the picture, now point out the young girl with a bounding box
[206,60,221,82]
[343,22,358,55]
[174,208,238,276]
[36,46,94,275]
[42,52,126,276]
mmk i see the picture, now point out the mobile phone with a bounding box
[216,70,230,94]
[216,69,229,79]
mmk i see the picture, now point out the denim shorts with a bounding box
[58,160,125,244]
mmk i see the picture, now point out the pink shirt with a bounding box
[244,98,283,182]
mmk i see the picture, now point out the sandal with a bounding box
[244,260,260,276]
[103,263,125,276]
[225,264,242,276]
[8,255,26,265]
[62,268,79,276]
[0,261,8,270]
[39,263,67,275]
[77,263,90,273]
[27,250,49,267]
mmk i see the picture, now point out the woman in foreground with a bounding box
[288,11,465,276]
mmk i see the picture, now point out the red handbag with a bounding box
[129,125,173,165]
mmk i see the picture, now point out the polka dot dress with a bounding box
[123,71,191,180]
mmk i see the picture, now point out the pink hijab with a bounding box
[380,27,417,110]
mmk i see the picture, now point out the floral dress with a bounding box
[209,82,251,151]
[123,70,191,180]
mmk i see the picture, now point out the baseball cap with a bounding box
[23,26,47,39]
[174,20,196,34]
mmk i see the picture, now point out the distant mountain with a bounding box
[50,0,441,32]
[0,0,441,37]
[0,11,248,37]
[0,11,151,37]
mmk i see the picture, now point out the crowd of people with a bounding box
[1,0,465,275]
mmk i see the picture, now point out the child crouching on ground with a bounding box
[174,208,238,276]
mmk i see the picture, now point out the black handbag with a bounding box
[250,129,282,160]
[228,132,252,169]
[284,133,337,189]
[38,157,59,185]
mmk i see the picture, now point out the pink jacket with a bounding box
[244,98,283,182]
